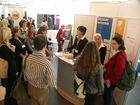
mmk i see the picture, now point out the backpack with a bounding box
[116,53,138,91]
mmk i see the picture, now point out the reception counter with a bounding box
[52,52,84,105]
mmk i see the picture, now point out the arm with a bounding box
[109,55,126,84]
[97,67,104,93]
[45,61,56,87]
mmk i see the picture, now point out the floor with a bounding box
[0,87,73,105]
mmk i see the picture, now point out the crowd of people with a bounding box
[0,13,127,105]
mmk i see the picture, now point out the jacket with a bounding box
[74,64,104,94]
[104,50,126,84]
[67,36,88,57]
[0,45,17,81]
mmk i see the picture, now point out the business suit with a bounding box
[67,35,88,57]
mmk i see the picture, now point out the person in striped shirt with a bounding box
[24,34,55,105]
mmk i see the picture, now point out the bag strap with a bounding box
[19,55,29,79]
[117,53,129,64]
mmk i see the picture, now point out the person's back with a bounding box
[24,34,55,105]
[25,52,54,88]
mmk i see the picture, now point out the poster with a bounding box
[96,17,113,40]
[115,18,127,36]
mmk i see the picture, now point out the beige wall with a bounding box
[90,0,140,18]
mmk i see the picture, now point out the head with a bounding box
[76,41,101,73]
[111,36,125,51]
[77,26,87,37]
[11,27,20,38]
[0,27,12,45]
[27,25,35,38]
[1,15,5,19]
[22,20,27,27]
[33,34,47,51]
[8,13,11,16]
[37,26,47,35]
[61,25,65,29]
[94,33,102,46]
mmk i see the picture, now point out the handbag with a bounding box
[0,58,8,79]
[74,75,86,99]
[10,55,30,101]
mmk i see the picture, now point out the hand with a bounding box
[9,45,16,52]
[63,49,68,53]
[47,57,52,61]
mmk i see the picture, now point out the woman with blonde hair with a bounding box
[94,33,107,65]
[0,27,18,105]
[74,41,104,105]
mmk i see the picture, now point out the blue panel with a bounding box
[96,17,113,40]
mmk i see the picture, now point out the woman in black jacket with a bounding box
[0,27,18,105]
[94,33,107,65]
[10,27,28,74]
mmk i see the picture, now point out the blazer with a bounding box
[99,45,107,65]
[67,36,88,57]
[104,50,126,84]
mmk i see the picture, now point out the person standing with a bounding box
[0,27,18,105]
[74,41,104,105]
[56,25,65,52]
[24,34,55,105]
[94,33,107,65]
[25,25,36,54]
[10,27,28,74]
[67,26,88,58]
[104,36,127,105]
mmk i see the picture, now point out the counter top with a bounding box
[54,52,75,65]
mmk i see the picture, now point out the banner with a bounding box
[115,18,127,36]
[96,17,113,40]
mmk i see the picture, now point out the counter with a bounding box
[52,52,84,105]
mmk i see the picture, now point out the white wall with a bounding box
[90,0,140,18]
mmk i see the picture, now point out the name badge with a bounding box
[74,49,78,53]
[22,44,26,48]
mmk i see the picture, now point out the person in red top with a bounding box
[56,25,65,52]
[104,36,127,105]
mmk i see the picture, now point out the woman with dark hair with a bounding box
[104,36,126,105]
[74,41,104,105]
[20,20,27,39]
[26,25,36,53]
[10,27,28,74]
[67,26,88,58]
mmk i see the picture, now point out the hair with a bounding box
[61,25,65,28]
[0,27,11,46]
[11,27,19,38]
[77,26,87,35]
[33,34,47,50]
[94,33,102,38]
[76,41,101,73]
[27,25,35,38]
[37,26,47,34]
[112,36,126,50]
